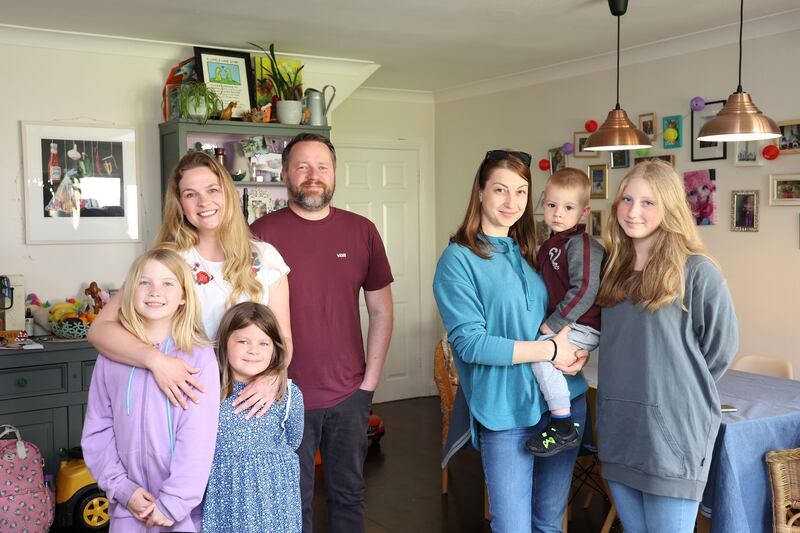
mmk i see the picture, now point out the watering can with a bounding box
[304,85,336,126]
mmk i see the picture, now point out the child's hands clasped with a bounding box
[146,505,175,528]
[126,487,155,521]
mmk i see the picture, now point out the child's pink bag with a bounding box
[0,424,55,532]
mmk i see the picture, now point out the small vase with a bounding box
[276,100,303,125]
[227,141,250,181]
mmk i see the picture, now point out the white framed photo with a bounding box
[22,122,140,244]
[733,141,763,167]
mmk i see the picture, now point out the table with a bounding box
[700,370,800,533]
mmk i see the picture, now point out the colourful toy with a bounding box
[55,447,109,531]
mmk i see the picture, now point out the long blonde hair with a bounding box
[215,302,288,401]
[451,150,538,269]
[597,159,714,311]
[155,151,263,305]
[119,248,207,353]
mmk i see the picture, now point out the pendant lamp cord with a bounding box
[615,15,621,110]
[737,0,743,93]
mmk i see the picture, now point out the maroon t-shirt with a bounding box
[251,207,393,409]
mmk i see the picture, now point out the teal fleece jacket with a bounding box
[433,237,588,449]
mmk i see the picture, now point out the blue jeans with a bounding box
[608,480,699,533]
[479,394,586,533]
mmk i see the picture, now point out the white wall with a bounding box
[435,30,800,370]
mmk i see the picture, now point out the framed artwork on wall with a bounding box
[769,174,800,205]
[731,190,758,232]
[548,146,566,174]
[610,149,630,169]
[684,169,717,225]
[534,214,550,249]
[573,131,599,159]
[589,209,605,240]
[662,115,682,149]
[733,140,763,166]
[691,99,727,161]
[633,154,675,166]
[588,164,608,199]
[21,121,140,244]
[776,119,800,154]
[638,112,657,143]
[194,46,255,119]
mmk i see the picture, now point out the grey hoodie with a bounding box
[597,255,738,501]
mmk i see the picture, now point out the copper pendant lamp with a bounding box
[584,0,651,152]
[697,0,780,142]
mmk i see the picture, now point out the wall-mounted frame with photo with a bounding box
[573,131,599,159]
[731,190,758,232]
[588,164,608,199]
[194,46,255,119]
[691,99,727,161]
[776,119,800,154]
[662,115,682,149]
[633,154,675,166]
[21,121,140,244]
[610,150,630,169]
[638,112,657,143]
[769,174,800,206]
[534,214,550,249]
[589,209,605,240]
[733,140,763,166]
[548,146,566,174]
[684,169,717,225]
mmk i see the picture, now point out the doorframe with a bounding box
[333,137,438,398]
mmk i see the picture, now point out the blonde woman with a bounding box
[89,151,290,416]
[596,160,738,532]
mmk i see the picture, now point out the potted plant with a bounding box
[250,42,304,124]
[177,82,222,124]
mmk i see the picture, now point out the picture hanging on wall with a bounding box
[548,146,566,175]
[662,115,682,149]
[610,150,630,169]
[731,190,758,232]
[21,121,140,244]
[633,154,675,166]
[638,112,657,143]
[534,214,550,249]
[573,131,599,159]
[733,140,763,166]
[691,99,727,161]
[776,119,800,154]
[684,169,717,225]
[588,164,608,199]
[769,174,800,206]
[589,209,605,240]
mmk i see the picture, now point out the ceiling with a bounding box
[4,0,799,91]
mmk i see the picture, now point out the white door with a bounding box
[333,145,426,402]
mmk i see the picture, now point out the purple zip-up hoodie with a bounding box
[81,339,220,532]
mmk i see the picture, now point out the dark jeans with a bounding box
[297,387,373,533]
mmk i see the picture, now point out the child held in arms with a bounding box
[525,168,604,457]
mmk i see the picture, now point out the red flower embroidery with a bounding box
[195,271,212,285]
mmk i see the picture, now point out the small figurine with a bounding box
[219,101,237,121]
[85,282,104,313]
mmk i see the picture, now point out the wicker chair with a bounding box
[767,448,800,532]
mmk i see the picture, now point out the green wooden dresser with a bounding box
[0,340,98,475]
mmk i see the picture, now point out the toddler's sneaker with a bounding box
[524,423,581,457]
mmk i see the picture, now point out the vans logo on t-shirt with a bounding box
[337,253,347,258]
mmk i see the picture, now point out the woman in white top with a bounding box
[88,151,289,415]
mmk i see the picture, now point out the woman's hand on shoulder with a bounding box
[233,373,279,419]
[149,355,204,409]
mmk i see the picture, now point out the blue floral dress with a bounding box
[202,380,304,533]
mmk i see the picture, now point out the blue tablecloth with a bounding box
[701,370,800,533]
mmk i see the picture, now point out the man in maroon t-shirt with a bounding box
[251,133,394,533]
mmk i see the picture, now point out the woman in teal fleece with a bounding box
[433,150,589,533]
[596,160,738,533]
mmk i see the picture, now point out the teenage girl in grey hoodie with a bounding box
[595,160,738,533]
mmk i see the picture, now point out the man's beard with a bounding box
[288,180,335,211]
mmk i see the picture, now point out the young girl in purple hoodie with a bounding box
[82,248,221,532]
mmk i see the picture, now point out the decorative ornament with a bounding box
[538,159,550,171]
[762,144,779,160]
[562,142,574,155]
[690,97,705,111]
[585,120,598,133]
[635,148,652,156]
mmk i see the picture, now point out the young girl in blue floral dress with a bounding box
[202,302,303,533]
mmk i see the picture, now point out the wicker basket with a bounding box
[766,448,800,533]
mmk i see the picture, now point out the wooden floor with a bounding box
[311,396,620,533]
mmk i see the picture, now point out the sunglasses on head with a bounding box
[484,150,532,168]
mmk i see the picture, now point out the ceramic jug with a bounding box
[304,85,336,126]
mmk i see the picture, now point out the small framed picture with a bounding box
[548,146,566,174]
[534,214,550,248]
[733,140,763,166]
[194,46,255,119]
[691,99,727,161]
[731,190,758,232]
[777,120,800,154]
[588,164,608,199]
[633,154,675,166]
[769,174,800,206]
[684,169,717,225]
[589,210,605,240]
[662,115,682,149]
[638,112,657,143]
[610,150,630,169]
[573,131,599,159]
